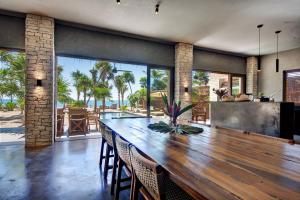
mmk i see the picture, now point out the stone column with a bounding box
[25,14,55,147]
[175,43,193,120]
[246,56,258,97]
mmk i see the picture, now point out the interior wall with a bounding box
[0,13,25,50]
[259,47,300,101]
[193,48,246,74]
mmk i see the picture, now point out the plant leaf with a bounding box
[178,104,193,117]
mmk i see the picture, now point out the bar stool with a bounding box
[129,146,194,200]
[103,128,115,180]
[113,134,132,200]
[99,122,111,168]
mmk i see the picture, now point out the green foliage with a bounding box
[151,69,168,91]
[70,100,85,108]
[17,98,25,111]
[193,71,209,86]
[57,65,72,104]
[139,77,147,88]
[6,101,16,111]
[120,105,128,111]
[122,71,135,94]
[0,50,25,109]
[94,87,112,100]
[128,93,139,109]
[148,121,203,134]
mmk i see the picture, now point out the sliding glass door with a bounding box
[148,67,173,118]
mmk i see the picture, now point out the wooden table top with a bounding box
[100,118,300,200]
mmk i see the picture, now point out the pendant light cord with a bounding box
[259,28,261,56]
[276,33,278,59]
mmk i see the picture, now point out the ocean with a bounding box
[0,99,128,108]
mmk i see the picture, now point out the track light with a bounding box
[116,0,120,5]
[155,4,159,14]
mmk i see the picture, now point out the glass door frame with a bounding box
[283,68,300,103]
[229,73,246,95]
[146,65,174,117]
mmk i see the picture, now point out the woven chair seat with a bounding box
[99,123,106,140]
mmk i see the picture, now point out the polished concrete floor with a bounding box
[0,138,130,200]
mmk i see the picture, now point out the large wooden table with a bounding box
[100,118,300,200]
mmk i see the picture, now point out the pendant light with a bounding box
[155,4,160,14]
[116,0,120,4]
[275,30,281,73]
[257,24,263,71]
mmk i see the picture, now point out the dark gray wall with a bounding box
[0,14,25,50]
[55,23,175,67]
[193,48,246,74]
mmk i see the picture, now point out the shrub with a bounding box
[120,105,128,111]
[6,101,16,111]
[70,100,85,108]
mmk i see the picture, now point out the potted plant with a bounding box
[148,93,203,134]
[213,88,228,101]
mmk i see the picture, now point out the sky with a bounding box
[57,56,147,100]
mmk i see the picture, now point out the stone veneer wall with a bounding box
[175,43,193,120]
[246,56,258,97]
[25,14,55,147]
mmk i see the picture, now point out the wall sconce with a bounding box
[37,79,42,87]
[184,87,189,93]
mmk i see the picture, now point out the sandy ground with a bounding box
[0,110,25,143]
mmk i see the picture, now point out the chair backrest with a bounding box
[57,108,64,115]
[115,134,131,166]
[130,146,166,200]
[105,128,114,146]
[68,108,87,119]
[99,122,106,139]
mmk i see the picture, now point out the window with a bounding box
[284,69,300,105]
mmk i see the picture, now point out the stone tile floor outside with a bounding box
[0,138,131,200]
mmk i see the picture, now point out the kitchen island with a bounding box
[211,102,295,139]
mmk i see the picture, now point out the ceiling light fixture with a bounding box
[155,4,159,14]
[257,24,263,71]
[275,30,281,73]
[116,0,120,5]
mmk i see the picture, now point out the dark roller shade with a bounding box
[55,22,175,67]
[0,14,25,50]
[193,48,246,74]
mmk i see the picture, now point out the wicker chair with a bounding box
[68,108,87,136]
[56,108,65,137]
[103,128,115,180]
[129,146,194,200]
[113,134,132,200]
[99,122,108,167]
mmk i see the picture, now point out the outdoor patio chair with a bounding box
[129,146,193,200]
[68,108,88,136]
[192,103,207,123]
[56,108,65,137]
[87,110,99,131]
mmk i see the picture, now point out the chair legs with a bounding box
[99,138,106,167]
[111,153,119,195]
[104,145,113,180]
[114,158,124,200]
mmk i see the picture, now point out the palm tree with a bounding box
[114,75,125,109]
[57,65,71,107]
[193,71,209,86]
[94,61,116,111]
[89,67,98,111]
[139,77,147,88]
[79,74,92,105]
[122,71,135,94]
[71,70,83,101]
[120,84,128,106]
[94,87,112,112]
[95,61,116,83]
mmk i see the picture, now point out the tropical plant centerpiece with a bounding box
[148,94,203,134]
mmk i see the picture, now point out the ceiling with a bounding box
[0,0,300,55]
